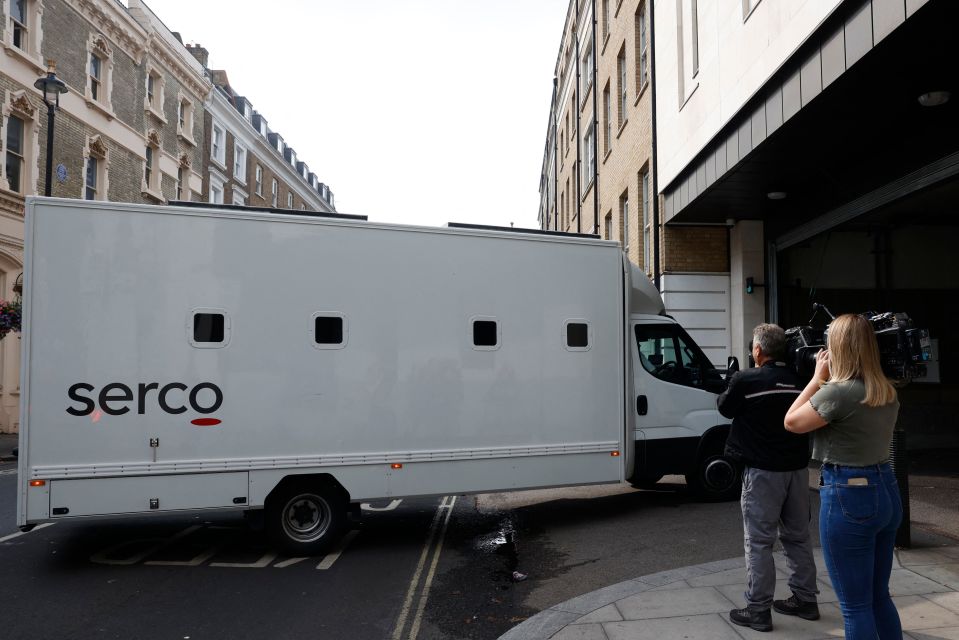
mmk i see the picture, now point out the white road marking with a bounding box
[273,556,310,568]
[361,499,403,511]
[0,522,55,543]
[90,525,202,565]
[316,530,359,570]
[0,469,17,476]
[390,496,456,640]
[210,552,277,568]
[146,546,221,566]
[407,496,456,639]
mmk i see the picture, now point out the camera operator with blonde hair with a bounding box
[785,314,902,640]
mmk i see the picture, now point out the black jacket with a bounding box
[718,361,809,471]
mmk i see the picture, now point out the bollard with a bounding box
[888,427,911,548]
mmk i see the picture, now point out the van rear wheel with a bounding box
[686,450,741,502]
[266,482,346,556]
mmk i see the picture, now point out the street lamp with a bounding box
[33,61,68,197]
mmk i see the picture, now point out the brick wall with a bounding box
[662,226,729,273]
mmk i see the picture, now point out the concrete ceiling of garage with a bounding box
[670,1,959,240]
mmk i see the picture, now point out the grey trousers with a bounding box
[742,466,819,610]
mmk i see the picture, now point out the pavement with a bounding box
[499,540,959,640]
[0,432,16,461]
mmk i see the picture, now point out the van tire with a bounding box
[266,481,346,556]
[686,449,741,502]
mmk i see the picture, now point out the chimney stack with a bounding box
[186,44,208,68]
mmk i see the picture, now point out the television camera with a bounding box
[784,304,931,385]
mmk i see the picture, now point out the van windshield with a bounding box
[635,324,725,393]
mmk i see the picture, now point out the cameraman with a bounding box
[718,323,819,632]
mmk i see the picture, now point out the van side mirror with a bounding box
[726,356,740,376]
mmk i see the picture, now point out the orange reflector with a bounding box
[610,451,620,457]
[391,463,403,469]
[29,480,46,487]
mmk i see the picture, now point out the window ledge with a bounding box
[210,157,227,172]
[141,184,164,202]
[679,82,700,111]
[601,33,611,56]
[581,180,595,201]
[85,97,116,121]
[634,81,650,106]
[580,85,593,111]
[602,149,612,165]
[616,119,629,139]
[145,103,167,124]
[177,129,197,147]
[2,44,44,72]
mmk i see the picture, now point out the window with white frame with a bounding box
[636,2,649,92]
[177,96,195,144]
[143,143,161,195]
[233,143,247,184]
[255,164,263,195]
[144,67,165,119]
[176,166,184,200]
[620,191,629,249]
[604,211,612,240]
[209,177,224,204]
[83,138,107,201]
[618,48,628,127]
[211,121,225,166]
[691,0,699,77]
[581,37,593,98]
[602,0,610,41]
[85,156,98,200]
[641,169,651,273]
[232,187,247,206]
[10,0,28,51]
[603,83,611,154]
[271,178,278,207]
[89,54,103,101]
[583,122,595,191]
[85,35,113,110]
[678,0,700,105]
[287,192,294,208]
[4,113,26,193]
[8,0,42,57]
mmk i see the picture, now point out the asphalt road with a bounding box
[2,460,956,640]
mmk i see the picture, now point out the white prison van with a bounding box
[17,198,736,554]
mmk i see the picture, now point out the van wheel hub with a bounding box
[704,458,736,491]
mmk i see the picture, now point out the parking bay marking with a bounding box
[0,522,55,543]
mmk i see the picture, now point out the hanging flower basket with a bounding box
[0,299,22,340]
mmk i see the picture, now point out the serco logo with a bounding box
[67,382,223,426]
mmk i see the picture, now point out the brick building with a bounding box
[539,0,730,365]
[0,0,335,433]
[187,57,334,213]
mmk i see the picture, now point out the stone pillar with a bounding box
[729,220,766,366]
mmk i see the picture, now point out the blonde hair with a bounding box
[826,314,897,407]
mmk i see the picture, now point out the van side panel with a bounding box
[20,200,626,521]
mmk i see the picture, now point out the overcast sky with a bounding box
[141,0,567,229]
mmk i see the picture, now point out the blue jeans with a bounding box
[820,462,903,640]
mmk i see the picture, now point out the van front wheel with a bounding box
[686,450,741,502]
[266,482,346,556]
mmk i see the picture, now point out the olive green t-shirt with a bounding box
[810,379,899,466]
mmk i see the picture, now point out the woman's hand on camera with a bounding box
[814,349,831,384]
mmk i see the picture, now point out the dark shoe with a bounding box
[773,594,821,620]
[729,607,773,632]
